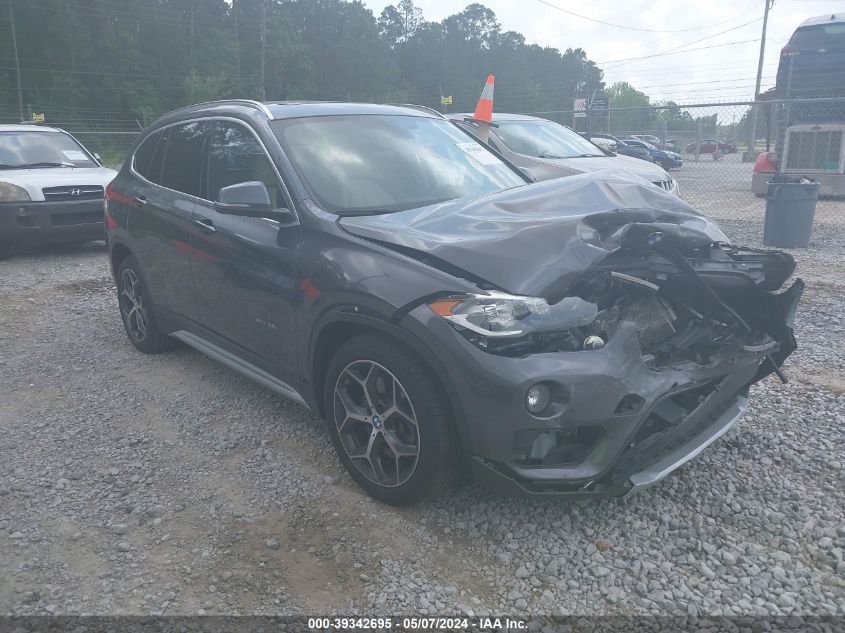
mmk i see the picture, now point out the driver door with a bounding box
[188,119,301,380]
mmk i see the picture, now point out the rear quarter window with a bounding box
[133,131,165,184]
[159,122,207,197]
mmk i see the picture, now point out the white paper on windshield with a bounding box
[456,142,503,166]
[62,150,89,161]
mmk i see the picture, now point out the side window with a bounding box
[160,121,207,197]
[133,130,165,184]
[207,121,284,207]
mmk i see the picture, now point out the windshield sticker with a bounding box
[62,150,89,161]
[456,142,503,166]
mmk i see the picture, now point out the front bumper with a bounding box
[625,392,747,496]
[0,199,105,245]
[471,393,748,498]
[401,304,775,498]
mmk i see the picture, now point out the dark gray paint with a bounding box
[106,101,802,498]
[340,172,724,298]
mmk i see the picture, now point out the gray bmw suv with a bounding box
[106,100,802,505]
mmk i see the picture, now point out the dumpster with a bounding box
[763,179,819,248]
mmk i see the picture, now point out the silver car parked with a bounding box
[448,113,679,197]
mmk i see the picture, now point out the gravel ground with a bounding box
[1,198,844,618]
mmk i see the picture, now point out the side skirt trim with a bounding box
[171,330,310,410]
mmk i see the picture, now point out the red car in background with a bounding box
[685,139,738,154]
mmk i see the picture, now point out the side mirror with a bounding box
[214,181,293,222]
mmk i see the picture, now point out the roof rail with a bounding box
[169,99,274,119]
[386,103,446,119]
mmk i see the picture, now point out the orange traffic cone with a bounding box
[471,75,495,143]
[473,75,495,123]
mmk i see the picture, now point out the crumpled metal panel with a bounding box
[340,170,729,298]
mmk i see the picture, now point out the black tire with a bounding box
[0,243,11,260]
[116,255,176,354]
[660,160,672,171]
[323,334,461,506]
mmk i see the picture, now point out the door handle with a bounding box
[133,195,147,207]
[193,217,216,234]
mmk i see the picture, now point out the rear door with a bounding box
[188,119,301,379]
[128,121,207,320]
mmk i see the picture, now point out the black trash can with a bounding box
[763,180,819,248]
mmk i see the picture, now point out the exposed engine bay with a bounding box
[462,228,802,383]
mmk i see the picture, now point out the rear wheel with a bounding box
[117,255,176,354]
[0,243,10,260]
[323,334,460,505]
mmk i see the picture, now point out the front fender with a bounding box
[307,309,471,449]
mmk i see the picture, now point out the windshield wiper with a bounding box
[0,161,76,169]
[15,161,76,169]
[539,152,605,159]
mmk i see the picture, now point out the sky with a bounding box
[360,0,842,104]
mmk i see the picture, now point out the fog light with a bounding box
[525,383,551,414]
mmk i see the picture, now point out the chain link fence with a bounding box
[70,130,141,170]
[6,98,842,240]
[527,97,845,234]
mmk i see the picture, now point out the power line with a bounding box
[600,16,765,68]
[598,38,760,66]
[531,0,759,33]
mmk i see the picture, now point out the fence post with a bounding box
[743,102,757,162]
[659,120,667,150]
[695,119,702,162]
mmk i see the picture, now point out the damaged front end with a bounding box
[342,174,803,497]
[459,221,802,497]
[569,221,802,382]
[442,221,802,381]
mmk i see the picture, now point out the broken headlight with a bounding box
[428,292,598,341]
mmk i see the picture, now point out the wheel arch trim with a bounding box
[308,309,470,447]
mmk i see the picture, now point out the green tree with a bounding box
[0,0,607,128]
[607,81,655,132]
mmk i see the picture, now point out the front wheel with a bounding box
[323,335,461,505]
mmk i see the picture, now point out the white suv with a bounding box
[0,124,118,259]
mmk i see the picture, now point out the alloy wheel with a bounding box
[119,268,148,342]
[333,360,420,488]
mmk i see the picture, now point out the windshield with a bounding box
[0,131,97,168]
[271,115,525,215]
[493,120,604,159]
[790,23,845,48]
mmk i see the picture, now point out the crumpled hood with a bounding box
[537,154,671,183]
[0,166,116,201]
[339,171,728,298]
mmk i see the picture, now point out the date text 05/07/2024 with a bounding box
[307,616,527,630]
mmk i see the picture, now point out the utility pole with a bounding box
[152,0,162,86]
[189,0,195,70]
[258,0,266,101]
[745,0,774,161]
[8,0,24,121]
[233,0,241,79]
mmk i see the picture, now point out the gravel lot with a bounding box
[1,192,844,618]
